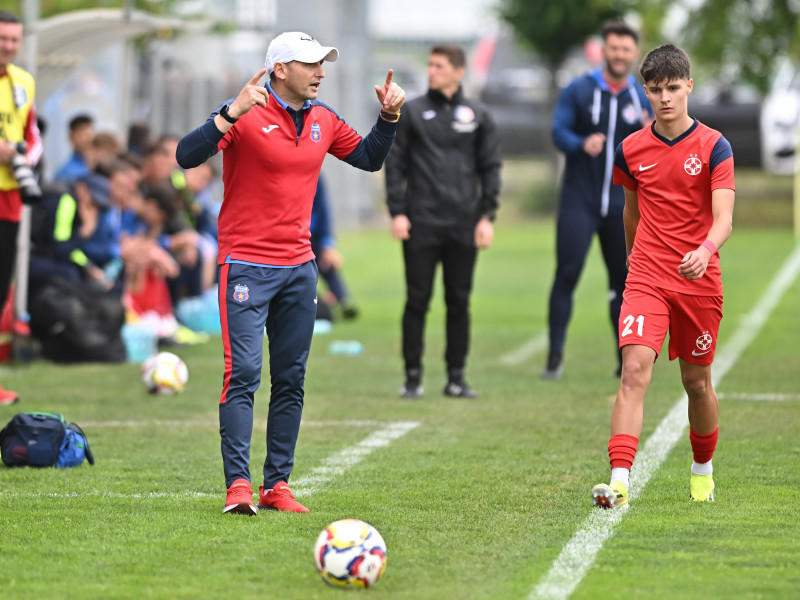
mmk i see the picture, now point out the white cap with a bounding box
[265,32,339,75]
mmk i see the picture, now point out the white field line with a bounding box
[292,421,419,498]
[529,243,800,600]
[500,332,547,366]
[0,420,420,502]
[719,393,800,402]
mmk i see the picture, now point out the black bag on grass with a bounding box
[0,412,95,467]
[29,277,126,364]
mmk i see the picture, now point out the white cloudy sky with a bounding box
[370,0,501,38]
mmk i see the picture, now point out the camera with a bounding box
[11,141,41,204]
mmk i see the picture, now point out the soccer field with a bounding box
[0,191,798,599]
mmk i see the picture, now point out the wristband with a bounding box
[219,104,239,124]
[701,239,717,255]
[380,109,400,122]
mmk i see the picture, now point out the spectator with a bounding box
[28,172,121,297]
[542,20,652,379]
[384,44,502,399]
[54,113,93,182]
[90,131,123,174]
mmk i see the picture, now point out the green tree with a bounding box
[499,0,800,94]
[679,0,800,93]
[497,0,630,69]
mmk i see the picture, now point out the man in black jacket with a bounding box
[385,44,502,399]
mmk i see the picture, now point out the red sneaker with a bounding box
[258,481,309,513]
[222,478,257,515]
[0,386,19,406]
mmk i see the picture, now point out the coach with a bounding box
[177,31,405,515]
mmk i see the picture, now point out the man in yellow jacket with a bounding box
[0,10,42,405]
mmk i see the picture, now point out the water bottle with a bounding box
[328,340,363,355]
[102,258,123,285]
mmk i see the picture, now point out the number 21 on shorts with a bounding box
[621,314,644,337]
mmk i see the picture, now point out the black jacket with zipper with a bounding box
[385,87,502,229]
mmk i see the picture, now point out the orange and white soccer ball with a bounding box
[313,519,387,588]
[141,351,189,395]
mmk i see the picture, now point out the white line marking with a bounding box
[78,418,388,429]
[0,421,420,502]
[719,393,800,402]
[500,332,547,365]
[292,421,420,497]
[529,243,800,600]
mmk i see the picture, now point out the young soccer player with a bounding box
[591,44,735,508]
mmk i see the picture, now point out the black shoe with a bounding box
[443,380,478,398]
[341,303,359,320]
[399,381,423,399]
[399,369,423,399]
[541,352,563,380]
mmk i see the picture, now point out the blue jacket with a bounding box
[552,68,651,216]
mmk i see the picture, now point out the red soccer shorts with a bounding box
[618,281,723,365]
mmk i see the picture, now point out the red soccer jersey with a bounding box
[215,97,363,266]
[613,119,735,295]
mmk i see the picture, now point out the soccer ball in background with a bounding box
[313,519,387,588]
[141,352,189,395]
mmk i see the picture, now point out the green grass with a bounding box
[1,169,799,599]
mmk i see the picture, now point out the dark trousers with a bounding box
[547,205,627,356]
[311,239,350,304]
[217,260,318,489]
[401,225,477,376]
[0,220,19,306]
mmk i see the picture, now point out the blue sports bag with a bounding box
[0,412,94,468]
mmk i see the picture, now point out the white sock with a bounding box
[691,460,713,475]
[610,468,630,488]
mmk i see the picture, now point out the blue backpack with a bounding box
[0,412,95,468]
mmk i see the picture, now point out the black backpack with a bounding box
[28,277,126,363]
[0,412,95,467]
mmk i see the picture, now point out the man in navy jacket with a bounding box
[543,21,652,380]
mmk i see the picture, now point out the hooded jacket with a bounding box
[552,67,651,217]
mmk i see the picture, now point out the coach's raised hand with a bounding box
[374,69,406,117]
[215,69,269,131]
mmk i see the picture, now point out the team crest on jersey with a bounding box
[622,103,640,125]
[12,84,27,109]
[233,284,249,303]
[684,154,702,176]
[310,123,321,142]
[452,105,478,132]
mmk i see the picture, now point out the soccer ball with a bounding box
[313,519,387,588]
[141,351,189,395]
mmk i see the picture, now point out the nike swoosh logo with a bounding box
[262,125,279,134]
[692,349,711,356]
[639,163,658,171]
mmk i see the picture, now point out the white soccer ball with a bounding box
[313,519,387,588]
[141,351,189,395]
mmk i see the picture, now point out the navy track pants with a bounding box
[217,260,318,489]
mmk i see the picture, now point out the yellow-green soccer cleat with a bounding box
[689,474,715,502]
[591,480,629,509]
